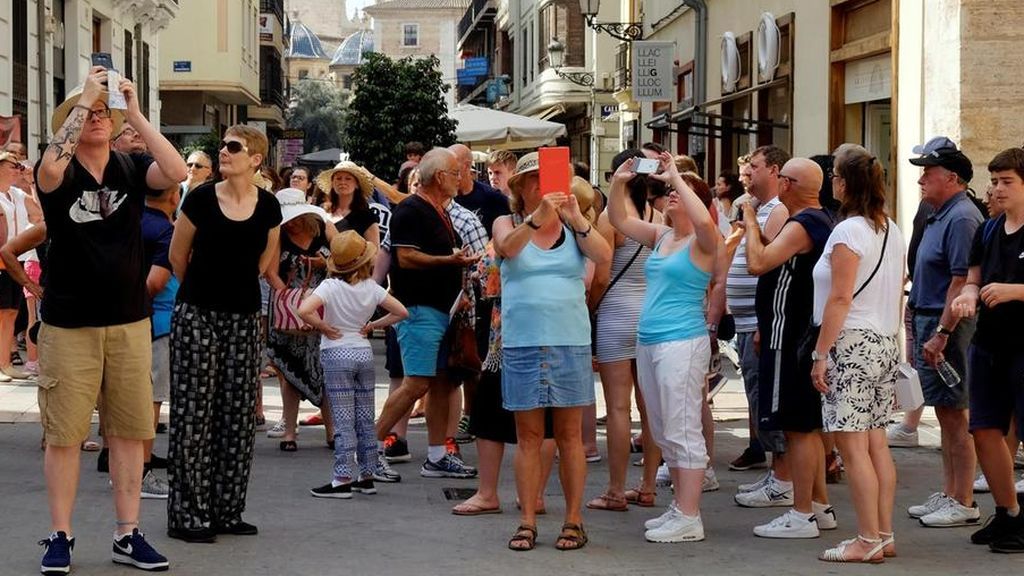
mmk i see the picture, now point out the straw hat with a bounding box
[316,161,374,198]
[507,151,540,188]
[275,188,330,224]
[327,230,378,275]
[570,176,597,224]
[51,84,125,136]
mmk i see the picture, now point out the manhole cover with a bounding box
[442,487,477,501]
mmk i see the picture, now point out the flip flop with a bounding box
[624,487,656,507]
[279,440,298,452]
[81,440,101,452]
[452,502,503,516]
[586,492,628,511]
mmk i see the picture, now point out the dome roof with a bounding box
[330,29,374,66]
[288,22,328,59]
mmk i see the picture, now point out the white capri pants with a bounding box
[636,337,711,469]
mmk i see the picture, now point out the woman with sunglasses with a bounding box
[608,151,719,543]
[166,126,282,543]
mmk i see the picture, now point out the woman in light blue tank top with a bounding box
[608,151,719,543]
[493,152,611,551]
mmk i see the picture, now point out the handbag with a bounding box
[797,224,891,367]
[447,308,482,373]
[895,362,924,410]
[270,258,317,335]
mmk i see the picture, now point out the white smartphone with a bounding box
[634,158,659,174]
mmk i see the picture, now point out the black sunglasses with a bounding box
[186,162,210,169]
[219,140,247,155]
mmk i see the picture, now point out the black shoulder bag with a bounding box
[590,211,653,354]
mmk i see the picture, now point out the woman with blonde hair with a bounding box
[167,125,283,542]
[811,145,906,563]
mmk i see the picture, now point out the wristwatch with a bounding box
[524,214,540,230]
[811,350,825,363]
[935,324,952,337]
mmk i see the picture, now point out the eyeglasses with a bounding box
[86,107,112,121]
[777,174,798,185]
[186,162,210,169]
[219,140,248,155]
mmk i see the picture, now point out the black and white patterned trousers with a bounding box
[167,302,261,530]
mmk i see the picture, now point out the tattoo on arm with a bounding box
[44,110,87,164]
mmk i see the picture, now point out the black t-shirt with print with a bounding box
[36,151,155,328]
[178,182,283,314]
[969,216,1024,351]
[454,180,510,238]
[389,194,462,313]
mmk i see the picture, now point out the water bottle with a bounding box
[936,360,962,388]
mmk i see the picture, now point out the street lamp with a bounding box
[547,38,595,88]
[578,0,643,42]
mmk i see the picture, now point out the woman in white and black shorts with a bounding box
[810,145,907,563]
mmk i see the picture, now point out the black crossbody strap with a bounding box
[594,209,653,310]
[853,223,889,300]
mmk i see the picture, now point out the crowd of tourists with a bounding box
[10,67,1024,574]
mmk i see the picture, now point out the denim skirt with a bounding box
[501,345,595,411]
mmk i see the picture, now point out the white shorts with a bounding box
[636,337,711,469]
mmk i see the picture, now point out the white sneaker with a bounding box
[656,463,671,487]
[812,501,838,530]
[886,423,919,448]
[645,512,704,543]
[140,470,169,500]
[753,509,820,539]
[907,492,949,519]
[974,473,990,493]
[266,419,289,439]
[702,468,720,493]
[737,471,773,493]
[734,477,793,508]
[919,499,981,527]
[644,502,681,530]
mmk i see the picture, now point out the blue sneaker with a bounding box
[112,529,169,572]
[39,531,74,575]
[420,453,478,479]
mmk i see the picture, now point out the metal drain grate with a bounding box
[442,487,477,501]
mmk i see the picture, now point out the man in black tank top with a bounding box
[742,158,839,538]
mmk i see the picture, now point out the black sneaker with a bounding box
[972,507,1015,545]
[310,482,353,499]
[39,531,74,575]
[353,478,377,494]
[990,511,1024,553]
[729,447,768,471]
[213,520,258,535]
[112,528,169,571]
[97,448,109,473]
[384,433,411,463]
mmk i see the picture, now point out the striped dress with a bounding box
[726,197,781,334]
[595,237,651,363]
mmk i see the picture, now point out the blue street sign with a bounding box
[173,61,191,73]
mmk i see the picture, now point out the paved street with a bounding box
[0,341,1017,575]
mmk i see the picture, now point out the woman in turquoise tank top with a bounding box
[608,151,719,543]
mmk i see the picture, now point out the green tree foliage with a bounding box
[287,79,348,154]
[343,53,458,180]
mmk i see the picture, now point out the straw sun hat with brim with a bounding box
[316,161,374,199]
[51,84,125,135]
[570,176,598,225]
[327,230,379,275]
[275,188,330,224]
[507,152,540,188]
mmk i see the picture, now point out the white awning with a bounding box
[450,104,567,150]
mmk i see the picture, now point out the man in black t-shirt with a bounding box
[33,67,187,573]
[449,144,511,237]
[952,147,1024,553]
[376,147,481,479]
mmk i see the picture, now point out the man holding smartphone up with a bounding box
[34,64,186,574]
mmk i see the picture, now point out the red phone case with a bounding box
[538,147,571,196]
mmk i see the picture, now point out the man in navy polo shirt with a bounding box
[906,137,984,527]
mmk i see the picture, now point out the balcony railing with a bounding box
[457,0,496,46]
[260,0,284,25]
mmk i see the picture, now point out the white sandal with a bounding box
[819,535,886,563]
[878,531,896,558]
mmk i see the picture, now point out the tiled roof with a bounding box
[287,22,328,60]
[330,30,374,66]
[365,0,470,11]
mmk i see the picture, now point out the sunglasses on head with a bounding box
[219,140,248,154]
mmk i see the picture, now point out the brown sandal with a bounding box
[555,522,588,551]
[624,487,656,507]
[586,492,628,511]
[508,524,537,551]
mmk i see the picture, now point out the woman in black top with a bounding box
[265,188,335,450]
[166,125,282,543]
[315,161,380,245]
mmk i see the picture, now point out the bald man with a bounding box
[741,158,841,538]
[448,143,510,237]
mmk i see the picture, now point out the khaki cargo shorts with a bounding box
[37,319,155,446]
